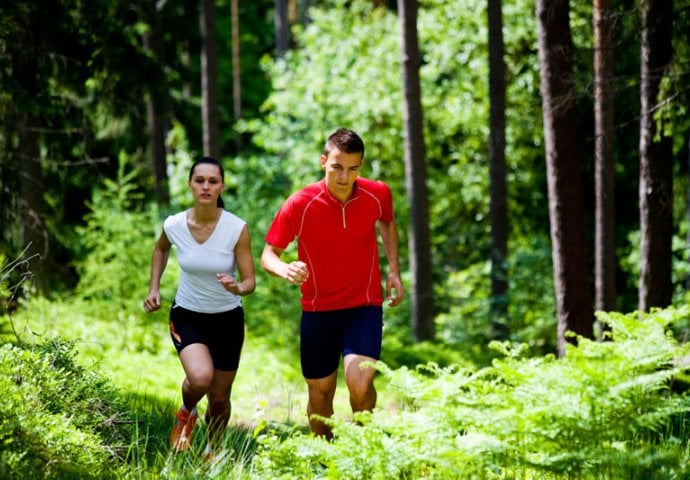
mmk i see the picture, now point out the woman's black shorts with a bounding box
[169,302,245,372]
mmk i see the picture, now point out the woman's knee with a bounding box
[186,369,214,392]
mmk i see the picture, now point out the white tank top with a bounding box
[164,209,246,313]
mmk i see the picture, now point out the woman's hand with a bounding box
[143,291,162,312]
[217,272,243,295]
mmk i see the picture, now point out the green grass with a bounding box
[4,298,690,479]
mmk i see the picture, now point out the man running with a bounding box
[261,128,404,438]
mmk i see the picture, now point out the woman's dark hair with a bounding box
[189,156,225,208]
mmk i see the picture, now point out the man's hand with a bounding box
[285,261,309,285]
[386,273,404,307]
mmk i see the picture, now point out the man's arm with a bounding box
[378,219,404,307]
[261,244,310,285]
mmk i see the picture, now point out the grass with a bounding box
[5,296,690,479]
[1,295,405,478]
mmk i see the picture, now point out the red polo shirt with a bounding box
[266,178,394,311]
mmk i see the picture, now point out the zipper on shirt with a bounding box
[339,196,358,229]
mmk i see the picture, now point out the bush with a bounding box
[0,338,131,479]
[250,307,690,479]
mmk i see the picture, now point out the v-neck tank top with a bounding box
[164,209,246,313]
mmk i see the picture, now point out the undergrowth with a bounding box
[0,338,131,479]
[250,308,690,479]
[3,305,690,478]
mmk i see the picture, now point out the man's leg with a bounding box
[305,371,338,438]
[205,370,237,447]
[343,354,377,413]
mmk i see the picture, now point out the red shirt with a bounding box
[266,178,394,311]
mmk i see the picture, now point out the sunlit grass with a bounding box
[6,297,690,478]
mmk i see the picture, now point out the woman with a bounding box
[143,157,255,457]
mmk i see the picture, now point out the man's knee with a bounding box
[306,376,337,408]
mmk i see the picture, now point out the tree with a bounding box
[275,0,290,58]
[300,0,312,25]
[231,0,243,150]
[200,0,221,159]
[593,0,616,326]
[142,1,170,206]
[536,0,594,355]
[397,0,434,341]
[638,0,674,311]
[488,0,508,339]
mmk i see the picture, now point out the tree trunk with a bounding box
[593,0,616,330]
[300,0,311,26]
[536,0,594,356]
[686,138,690,292]
[231,0,243,150]
[231,0,242,122]
[638,0,673,311]
[274,0,289,58]
[18,112,49,294]
[200,0,221,160]
[143,3,170,206]
[488,0,509,340]
[397,0,435,341]
[12,18,49,294]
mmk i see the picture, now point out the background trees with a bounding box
[536,0,594,354]
[638,0,674,312]
[397,0,434,341]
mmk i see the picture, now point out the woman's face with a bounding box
[189,163,224,205]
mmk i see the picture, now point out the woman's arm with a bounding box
[144,231,172,312]
[226,224,256,295]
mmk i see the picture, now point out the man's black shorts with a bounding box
[169,302,245,371]
[300,305,383,379]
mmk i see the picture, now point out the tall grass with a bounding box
[3,295,690,478]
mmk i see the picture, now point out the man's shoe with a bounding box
[169,407,198,451]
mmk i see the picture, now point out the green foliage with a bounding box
[243,0,548,348]
[0,339,130,479]
[251,308,690,479]
[74,153,159,307]
[5,291,690,478]
[432,234,557,360]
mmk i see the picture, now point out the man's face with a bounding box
[320,147,363,200]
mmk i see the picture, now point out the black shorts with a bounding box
[169,303,245,372]
[300,305,383,379]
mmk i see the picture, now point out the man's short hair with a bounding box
[324,128,365,158]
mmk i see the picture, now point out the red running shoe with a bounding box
[169,407,198,451]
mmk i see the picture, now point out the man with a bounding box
[261,128,404,438]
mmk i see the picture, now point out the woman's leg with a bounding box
[178,343,215,409]
[205,370,238,447]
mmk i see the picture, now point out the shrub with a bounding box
[0,338,131,479]
[250,308,690,479]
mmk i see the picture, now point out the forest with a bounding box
[2,0,690,478]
